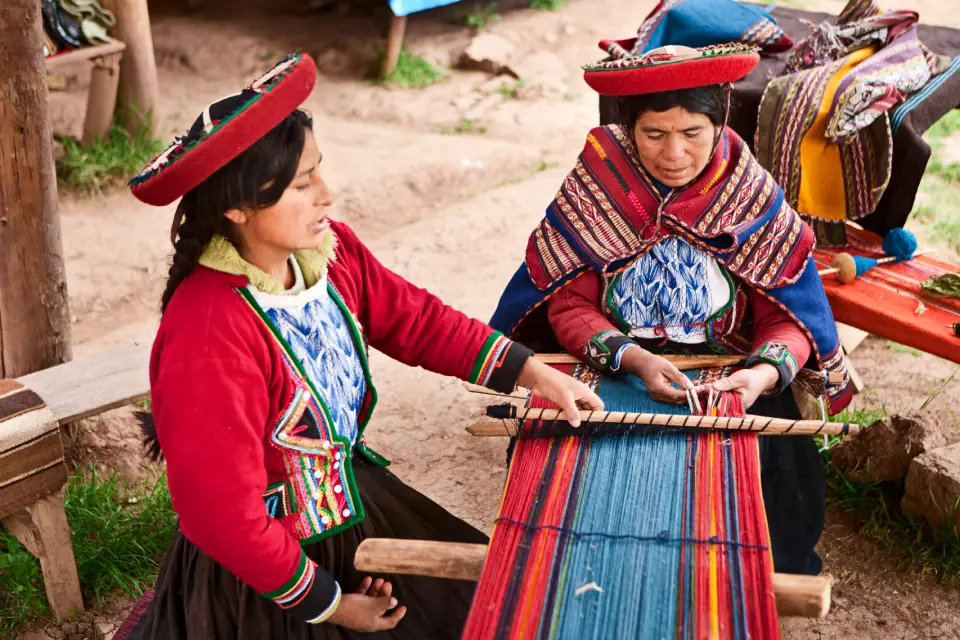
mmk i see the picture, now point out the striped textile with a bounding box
[814,227,960,364]
[0,380,66,518]
[890,57,960,135]
[464,366,779,639]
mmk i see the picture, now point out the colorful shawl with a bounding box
[755,0,953,245]
[630,0,793,55]
[490,125,852,414]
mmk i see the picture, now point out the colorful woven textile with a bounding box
[815,227,960,364]
[463,365,779,639]
[755,0,953,245]
[629,0,792,55]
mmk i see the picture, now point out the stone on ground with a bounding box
[829,414,945,482]
[902,443,960,529]
[458,34,516,76]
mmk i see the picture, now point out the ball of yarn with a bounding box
[881,227,918,261]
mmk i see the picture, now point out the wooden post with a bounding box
[380,13,407,79]
[103,0,159,133]
[2,489,84,618]
[0,0,73,379]
[82,53,123,147]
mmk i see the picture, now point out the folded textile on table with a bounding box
[754,0,953,246]
[42,0,115,56]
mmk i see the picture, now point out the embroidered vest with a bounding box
[238,286,387,545]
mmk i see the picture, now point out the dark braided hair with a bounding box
[142,107,314,461]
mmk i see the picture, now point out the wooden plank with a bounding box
[836,323,869,355]
[354,538,831,618]
[534,353,745,369]
[2,488,84,618]
[0,462,68,518]
[17,343,150,426]
[45,39,126,71]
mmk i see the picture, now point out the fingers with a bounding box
[378,581,393,599]
[647,379,687,404]
[662,362,694,391]
[555,387,582,428]
[574,383,604,412]
[355,576,373,595]
[379,604,407,629]
[368,578,385,597]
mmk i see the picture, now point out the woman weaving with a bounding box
[490,43,852,577]
[120,53,602,639]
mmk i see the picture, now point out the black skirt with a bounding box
[124,458,486,640]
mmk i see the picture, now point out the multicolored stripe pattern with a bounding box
[470,333,513,388]
[264,552,318,609]
[464,365,780,639]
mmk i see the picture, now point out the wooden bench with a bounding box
[46,38,126,147]
[0,343,149,618]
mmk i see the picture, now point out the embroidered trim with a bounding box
[470,333,511,386]
[264,552,315,607]
[264,481,297,518]
[754,342,789,366]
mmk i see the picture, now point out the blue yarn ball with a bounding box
[882,227,918,261]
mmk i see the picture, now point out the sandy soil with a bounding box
[13,0,960,637]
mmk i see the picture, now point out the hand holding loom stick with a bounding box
[515,357,604,427]
[468,405,859,437]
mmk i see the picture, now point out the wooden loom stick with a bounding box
[535,353,745,368]
[467,407,859,437]
[534,354,845,386]
[354,539,831,619]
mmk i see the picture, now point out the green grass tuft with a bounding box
[440,118,488,135]
[463,1,501,30]
[0,468,176,633]
[529,0,566,10]
[376,49,448,89]
[56,118,165,195]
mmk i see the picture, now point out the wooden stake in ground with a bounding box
[380,13,407,79]
[0,0,73,378]
[101,0,160,133]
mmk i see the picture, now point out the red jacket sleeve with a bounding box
[151,287,340,625]
[547,270,637,371]
[332,222,531,392]
[745,287,813,394]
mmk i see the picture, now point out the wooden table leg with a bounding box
[82,53,122,147]
[2,488,83,618]
[379,13,407,79]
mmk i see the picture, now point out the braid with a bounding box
[160,193,220,314]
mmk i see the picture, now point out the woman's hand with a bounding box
[695,363,779,410]
[516,358,604,427]
[620,347,693,404]
[326,577,406,632]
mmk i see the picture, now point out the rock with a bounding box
[458,34,515,76]
[506,52,570,98]
[902,442,960,529]
[829,414,945,482]
[95,621,116,640]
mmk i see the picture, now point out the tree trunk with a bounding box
[0,0,73,378]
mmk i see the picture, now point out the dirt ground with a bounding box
[15,0,960,637]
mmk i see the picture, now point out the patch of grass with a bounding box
[536,159,560,172]
[55,117,165,195]
[463,1,500,30]
[375,49,447,89]
[909,175,960,250]
[925,109,960,141]
[496,78,525,99]
[923,110,960,184]
[440,118,488,135]
[0,468,176,633]
[529,0,565,10]
[888,340,923,356]
[0,532,48,633]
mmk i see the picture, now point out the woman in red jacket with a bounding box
[123,53,601,639]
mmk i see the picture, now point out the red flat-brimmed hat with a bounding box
[130,52,317,206]
[583,43,759,96]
